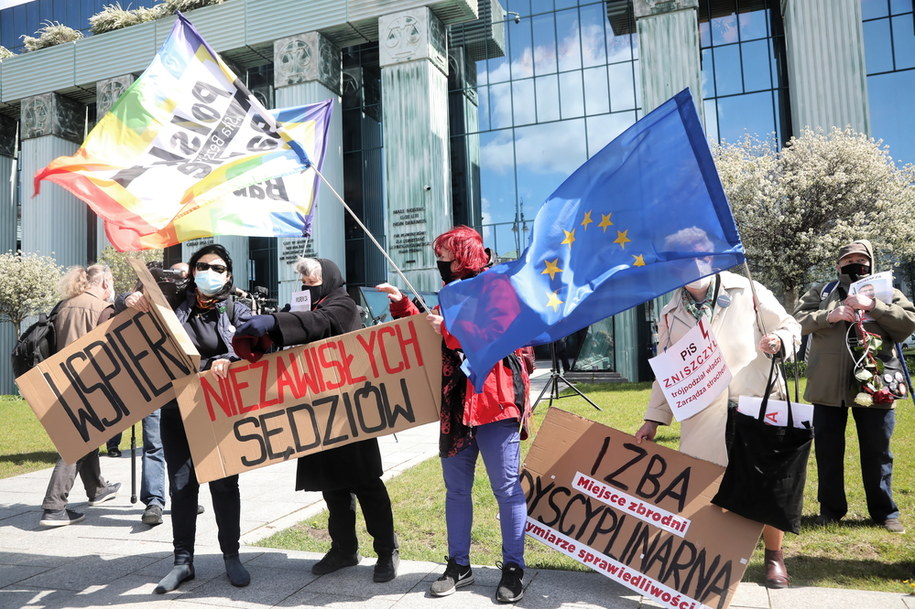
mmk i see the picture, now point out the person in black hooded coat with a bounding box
[234,257,399,583]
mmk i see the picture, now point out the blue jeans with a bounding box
[141,409,166,509]
[813,404,898,523]
[441,419,526,568]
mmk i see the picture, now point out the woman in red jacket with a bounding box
[377,226,530,604]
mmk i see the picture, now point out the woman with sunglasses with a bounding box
[128,244,252,594]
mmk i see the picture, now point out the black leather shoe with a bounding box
[373,550,399,582]
[311,549,361,575]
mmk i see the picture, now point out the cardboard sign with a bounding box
[173,316,442,483]
[522,408,762,609]
[648,319,731,421]
[16,260,199,464]
[736,396,813,429]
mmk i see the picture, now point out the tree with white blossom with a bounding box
[0,251,64,337]
[713,128,915,308]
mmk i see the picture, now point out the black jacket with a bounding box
[268,259,382,491]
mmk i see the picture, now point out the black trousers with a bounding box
[323,477,397,556]
[161,406,241,564]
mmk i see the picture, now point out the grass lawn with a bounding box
[5,381,915,593]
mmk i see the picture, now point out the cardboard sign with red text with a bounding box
[173,316,442,483]
[648,319,731,421]
[15,260,199,463]
[522,408,762,609]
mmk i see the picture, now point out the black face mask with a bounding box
[302,284,324,307]
[437,260,455,283]
[839,263,870,281]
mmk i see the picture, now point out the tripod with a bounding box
[531,342,602,412]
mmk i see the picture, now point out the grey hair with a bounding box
[60,263,111,299]
[663,226,713,253]
[294,257,322,281]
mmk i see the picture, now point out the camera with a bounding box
[234,286,278,315]
[150,267,189,308]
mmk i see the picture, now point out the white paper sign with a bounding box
[850,271,893,321]
[648,319,731,421]
[736,396,813,429]
[290,289,311,312]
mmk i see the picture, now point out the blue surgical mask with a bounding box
[195,270,227,296]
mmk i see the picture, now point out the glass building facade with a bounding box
[0,0,911,392]
[699,0,791,146]
[863,0,915,165]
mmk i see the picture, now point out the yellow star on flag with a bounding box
[581,211,593,230]
[632,254,646,267]
[546,290,564,312]
[614,229,631,248]
[542,258,562,280]
[598,213,613,231]
[561,229,576,246]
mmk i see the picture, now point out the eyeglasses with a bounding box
[195,262,227,274]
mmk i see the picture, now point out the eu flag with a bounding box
[438,89,745,391]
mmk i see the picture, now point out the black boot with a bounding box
[225,555,250,587]
[312,548,361,575]
[373,549,400,582]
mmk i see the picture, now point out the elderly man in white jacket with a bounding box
[635,227,801,589]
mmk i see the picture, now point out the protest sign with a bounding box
[173,316,442,483]
[15,260,199,463]
[522,408,762,609]
[851,271,894,322]
[648,319,731,421]
[290,289,311,312]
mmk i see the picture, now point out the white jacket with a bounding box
[644,271,801,466]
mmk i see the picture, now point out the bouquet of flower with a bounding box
[851,316,908,406]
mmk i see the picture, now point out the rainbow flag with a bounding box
[34,14,332,251]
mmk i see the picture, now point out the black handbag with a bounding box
[712,356,812,534]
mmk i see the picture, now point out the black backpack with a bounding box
[11,300,64,378]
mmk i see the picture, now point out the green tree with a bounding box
[97,245,163,296]
[713,128,915,308]
[0,251,64,337]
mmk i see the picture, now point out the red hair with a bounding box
[433,226,489,279]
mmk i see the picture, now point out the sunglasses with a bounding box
[195,262,227,274]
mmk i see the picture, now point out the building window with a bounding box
[449,0,640,259]
[698,0,791,146]
[863,0,915,165]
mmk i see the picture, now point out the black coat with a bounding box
[268,259,382,492]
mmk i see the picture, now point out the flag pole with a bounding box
[308,165,430,312]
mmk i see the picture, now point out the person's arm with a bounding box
[863,289,915,342]
[270,295,357,346]
[754,280,802,360]
[376,283,421,318]
[793,284,834,335]
[638,309,674,439]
